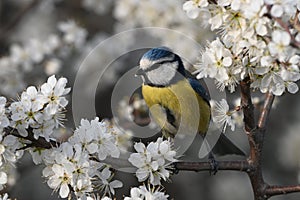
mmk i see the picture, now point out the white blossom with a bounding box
[211,99,236,131]
[9,75,70,139]
[96,167,123,195]
[128,137,177,185]
[196,38,232,82]
[268,30,291,61]
[69,117,121,161]
[124,185,169,200]
[183,0,209,19]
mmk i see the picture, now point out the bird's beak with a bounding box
[135,68,144,77]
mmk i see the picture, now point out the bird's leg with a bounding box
[208,152,219,175]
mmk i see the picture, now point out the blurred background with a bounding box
[0,0,300,199]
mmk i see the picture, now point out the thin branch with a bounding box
[173,160,252,172]
[6,127,58,149]
[240,78,255,132]
[266,185,300,197]
[240,78,268,200]
[257,92,274,129]
[240,78,256,160]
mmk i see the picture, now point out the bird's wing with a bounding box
[188,78,211,104]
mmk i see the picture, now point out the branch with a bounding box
[5,127,58,149]
[266,185,300,197]
[240,78,256,160]
[240,78,255,132]
[257,92,274,129]
[173,160,252,172]
[240,78,268,200]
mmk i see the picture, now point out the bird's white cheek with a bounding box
[148,62,178,85]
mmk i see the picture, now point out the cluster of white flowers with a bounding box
[0,75,70,194]
[0,96,23,190]
[183,0,300,96]
[69,117,121,161]
[41,143,123,199]
[124,185,169,200]
[0,20,87,97]
[128,137,177,186]
[9,75,70,141]
[40,117,127,199]
[0,134,23,189]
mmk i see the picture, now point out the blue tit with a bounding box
[135,47,244,156]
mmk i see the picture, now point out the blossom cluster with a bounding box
[183,0,300,96]
[9,75,70,141]
[0,96,22,190]
[128,137,177,186]
[0,75,70,192]
[39,117,128,199]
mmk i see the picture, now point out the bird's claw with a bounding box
[208,154,219,175]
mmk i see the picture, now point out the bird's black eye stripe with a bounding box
[157,60,170,65]
[143,59,177,72]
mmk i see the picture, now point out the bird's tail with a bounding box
[212,132,245,156]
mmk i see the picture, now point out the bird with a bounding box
[135,47,245,161]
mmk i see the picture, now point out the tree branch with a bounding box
[173,160,252,172]
[266,185,300,197]
[257,93,274,129]
[240,78,267,200]
[240,77,256,132]
[5,127,58,149]
[240,78,256,160]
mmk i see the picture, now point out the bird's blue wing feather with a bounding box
[188,78,210,104]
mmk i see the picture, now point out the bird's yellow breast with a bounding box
[142,79,211,137]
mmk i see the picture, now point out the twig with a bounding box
[240,78,256,160]
[257,93,274,129]
[173,160,252,172]
[266,185,300,197]
[6,127,58,149]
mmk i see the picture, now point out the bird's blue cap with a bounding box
[141,47,173,61]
